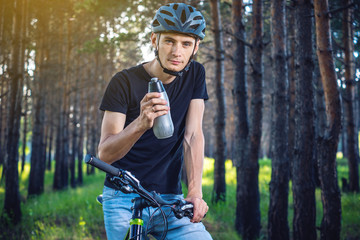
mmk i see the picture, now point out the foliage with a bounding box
[1,156,357,239]
[0,164,106,239]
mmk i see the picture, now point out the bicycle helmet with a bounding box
[151,3,206,76]
[152,3,206,40]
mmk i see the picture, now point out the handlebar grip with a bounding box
[85,154,120,177]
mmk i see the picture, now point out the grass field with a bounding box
[0,157,359,239]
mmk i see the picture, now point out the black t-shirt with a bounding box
[99,61,208,194]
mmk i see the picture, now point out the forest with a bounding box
[0,0,359,239]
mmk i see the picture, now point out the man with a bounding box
[98,3,212,239]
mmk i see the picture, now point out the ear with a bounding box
[151,33,158,48]
[193,39,200,55]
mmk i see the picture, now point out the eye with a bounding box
[183,42,192,47]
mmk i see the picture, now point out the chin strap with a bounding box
[155,33,197,77]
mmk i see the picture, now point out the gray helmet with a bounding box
[151,3,206,40]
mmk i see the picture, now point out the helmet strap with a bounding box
[155,33,197,77]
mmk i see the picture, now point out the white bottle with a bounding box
[148,78,174,139]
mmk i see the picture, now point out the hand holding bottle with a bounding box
[148,78,174,139]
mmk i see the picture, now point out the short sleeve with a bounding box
[191,63,209,100]
[99,72,129,114]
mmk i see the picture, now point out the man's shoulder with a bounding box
[186,61,205,79]
[113,64,145,78]
[191,60,205,70]
[110,64,148,86]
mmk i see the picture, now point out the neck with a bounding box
[144,59,176,84]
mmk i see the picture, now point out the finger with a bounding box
[152,105,170,113]
[142,99,168,112]
[191,201,207,223]
[144,92,161,101]
[153,110,170,119]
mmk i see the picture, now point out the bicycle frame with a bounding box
[128,197,147,240]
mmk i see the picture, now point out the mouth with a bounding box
[169,59,182,65]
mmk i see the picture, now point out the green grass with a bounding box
[0,157,359,239]
[0,165,107,240]
[200,157,360,239]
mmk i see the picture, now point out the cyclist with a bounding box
[98,3,212,239]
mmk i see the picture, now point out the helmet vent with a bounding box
[153,19,160,27]
[181,10,187,23]
[160,10,173,17]
[190,24,200,30]
[173,4,179,10]
[194,16,203,21]
[188,6,194,13]
[164,19,175,26]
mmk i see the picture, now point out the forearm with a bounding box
[98,118,145,164]
[183,132,205,198]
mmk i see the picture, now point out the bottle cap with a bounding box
[148,77,164,92]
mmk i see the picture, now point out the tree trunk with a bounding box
[236,0,262,238]
[210,0,227,203]
[268,0,289,239]
[28,10,49,195]
[287,0,296,182]
[232,0,248,167]
[4,0,24,225]
[28,85,46,196]
[28,43,47,196]
[77,71,86,184]
[1,0,15,177]
[70,89,78,188]
[20,0,29,173]
[232,0,250,234]
[54,16,69,189]
[314,51,327,189]
[342,0,359,192]
[21,83,29,173]
[66,19,76,189]
[61,17,71,188]
[54,112,64,189]
[292,1,317,239]
[314,0,342,238]
[47,124,53,171]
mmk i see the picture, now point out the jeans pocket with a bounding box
[102,186,121,202]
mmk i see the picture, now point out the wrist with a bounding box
[186,191,203,199]
[133,117,148,133]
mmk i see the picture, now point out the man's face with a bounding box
[152,32,199,72]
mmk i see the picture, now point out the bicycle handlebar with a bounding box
[85,154,146,198]
[84,154,194,218]
[85,154,121,177]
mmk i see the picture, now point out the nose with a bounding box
[171,43,182,56]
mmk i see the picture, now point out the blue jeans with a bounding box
[102,186,213,240]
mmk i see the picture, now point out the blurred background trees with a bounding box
[1,0,359,239]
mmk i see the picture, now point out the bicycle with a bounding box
[85,154,194,240]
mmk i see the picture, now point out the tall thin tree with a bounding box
[4,0,24,224]
[342,0,359,192]
[314,0,342,238]
[292,0,317,239]
[268,0,289,238]
[210,0,227,203]
[28,5,49,196]
[287,0,296,183]
[232,0,250,234]
[236,0,263,238]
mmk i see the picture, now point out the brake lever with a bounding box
[108,176,134,193]
[173,200,194,219]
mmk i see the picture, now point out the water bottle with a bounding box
[148,77,174,139]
